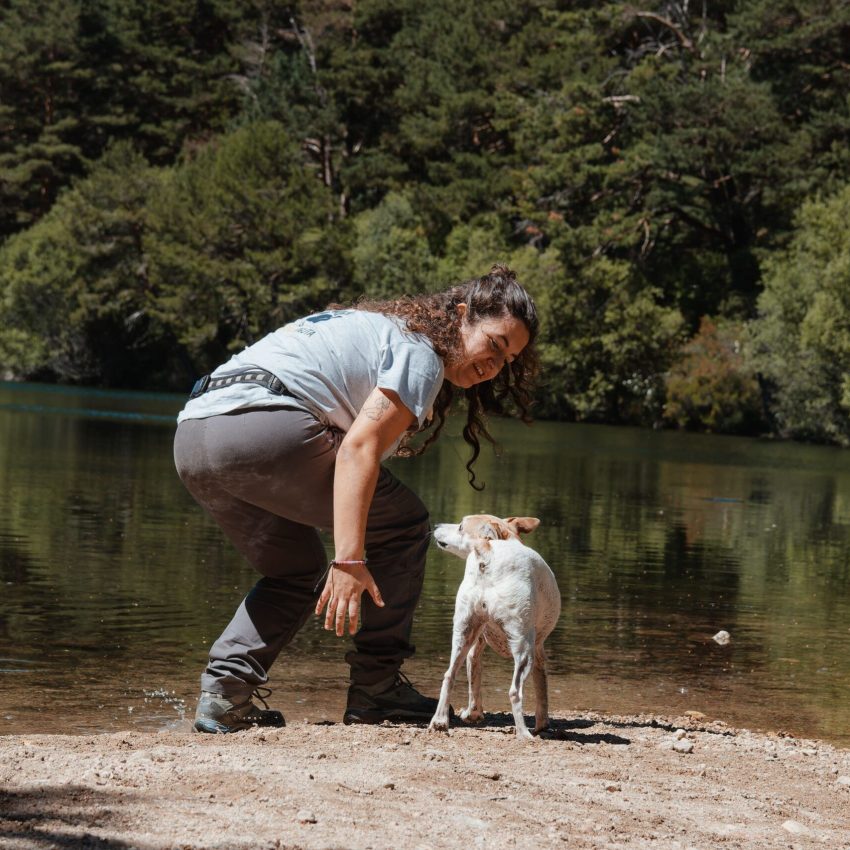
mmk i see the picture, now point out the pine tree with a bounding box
[0,0,88,237]
[145,120,347,372]
[91,0,247,163]
[730,0,850,196]
[0,142,166,386]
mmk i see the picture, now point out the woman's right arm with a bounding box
[315,386,416,636]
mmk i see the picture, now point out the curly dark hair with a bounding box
[344,263,539,489]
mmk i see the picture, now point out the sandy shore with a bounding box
[1,711,849,850]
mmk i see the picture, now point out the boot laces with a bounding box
[393,671,417,692]
[251,687,273,710]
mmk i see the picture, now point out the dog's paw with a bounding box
[428,717,450,733]
[459,707,484,724]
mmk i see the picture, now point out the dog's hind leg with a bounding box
[459,635,486,724]
[429,620,482,733]
[508,633,535,740]
[532,642,549,734]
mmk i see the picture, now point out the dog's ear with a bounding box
[504,516,540,536]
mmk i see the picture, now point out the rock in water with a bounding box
[712,630,731,645]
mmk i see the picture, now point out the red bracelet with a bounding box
[313,559,368,594]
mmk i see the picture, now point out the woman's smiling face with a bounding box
[443,304,531,389]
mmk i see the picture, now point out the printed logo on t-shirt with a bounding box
[286,311,351,336]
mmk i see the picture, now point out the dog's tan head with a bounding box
[433,514,540,559]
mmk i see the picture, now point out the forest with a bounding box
[1,0,849,443]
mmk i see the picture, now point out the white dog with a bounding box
[428,514,561,740]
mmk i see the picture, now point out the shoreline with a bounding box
[2,711,848,850]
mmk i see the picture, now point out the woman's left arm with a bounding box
[316,386,416,636]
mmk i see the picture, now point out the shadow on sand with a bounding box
[475,713,632,745]
[314,712,634,744]
[0,786,137,850]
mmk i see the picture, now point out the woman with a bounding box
[174,264,538,733]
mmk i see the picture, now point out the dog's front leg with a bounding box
[459,635,486,724]
[532,642,549,735]
[429,621,481,733]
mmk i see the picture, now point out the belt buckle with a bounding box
[190,374,210,398]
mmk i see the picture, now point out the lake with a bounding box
[1,381,849,744]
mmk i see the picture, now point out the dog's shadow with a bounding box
[462,713,631,745]
[315,714,632,744]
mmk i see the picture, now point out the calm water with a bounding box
[1,381,849,744]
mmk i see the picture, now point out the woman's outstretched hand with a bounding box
[316,562,385,636]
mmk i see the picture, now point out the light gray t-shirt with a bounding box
[177,310,444,459]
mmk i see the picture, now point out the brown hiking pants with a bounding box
[173,406,430,699]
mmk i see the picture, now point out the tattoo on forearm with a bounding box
[364,395,390,421]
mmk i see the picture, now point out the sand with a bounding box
[2,710,849,850]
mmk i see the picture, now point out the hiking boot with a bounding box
[343,671,448,725]
[193,687,285,734]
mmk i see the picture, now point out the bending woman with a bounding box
[173,264,538,733]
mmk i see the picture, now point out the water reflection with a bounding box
[1,381,849,743]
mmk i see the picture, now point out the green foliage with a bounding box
[751,185,850,444]
[144,120,347,371]
[0,0,88,236]
[730,0,850,196]
[239,1,407,217]
[522,250,683,423]
[2,0,850,443]
[663,317,764,434]
[382,0,526,224]
[93,0,247,162]
[0,0,276,239]
[350,192,437,298]
[0,142,167,386]
[511,4,794,324]
[436,217,513,284]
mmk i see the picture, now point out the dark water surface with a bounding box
[1,381,849,744]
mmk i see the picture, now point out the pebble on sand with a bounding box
[782,819,809,835]
[684,710,707,721]
[297,809,318,824]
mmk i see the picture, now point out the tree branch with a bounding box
[627,9,696,53]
